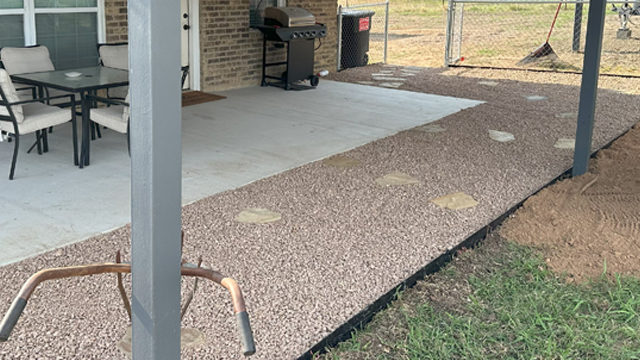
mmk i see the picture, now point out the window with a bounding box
[0,0,105,70]
[249,0,278,27]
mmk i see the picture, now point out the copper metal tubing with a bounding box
[13,263,247,314]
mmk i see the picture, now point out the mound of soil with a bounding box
[501,124,640,282]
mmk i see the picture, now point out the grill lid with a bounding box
[264,7,316,27]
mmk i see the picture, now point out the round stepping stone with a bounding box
[414,123,446,133]
[375,171,420,186]
[431,192,478,210]
[525,95,547,101]
[235,208,282,224]
[477,80,498,86]
[323,155,361,168]
[118,327,205,357]
[555,112,578,119]
[554,138,575,150]
[488,130,515,143]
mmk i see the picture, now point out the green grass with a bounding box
[319,238,640,359]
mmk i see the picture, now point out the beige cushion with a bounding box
[108,86,129,100]
[0,69,24,123]
[0,46,55,75]
[91,105,128,134]
[0,102,70,134]
[99,44,128,70]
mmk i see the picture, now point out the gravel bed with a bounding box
[1,65,638,359]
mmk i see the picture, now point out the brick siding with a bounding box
[104,0,338,91]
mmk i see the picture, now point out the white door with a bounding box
[181,0,191,90]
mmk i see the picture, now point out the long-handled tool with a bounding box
[0,263,256,357]
[518,3,563,65]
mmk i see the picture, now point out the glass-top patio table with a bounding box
[11,66,129,168]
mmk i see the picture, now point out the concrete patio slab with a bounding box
[0,80,481,266]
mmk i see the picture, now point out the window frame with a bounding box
[0,0,106,47]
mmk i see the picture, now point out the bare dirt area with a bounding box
[501,123,640,283]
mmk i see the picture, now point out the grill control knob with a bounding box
[292,32,299,39]
[305,31,311,37]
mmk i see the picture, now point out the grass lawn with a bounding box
[317,234,640,359]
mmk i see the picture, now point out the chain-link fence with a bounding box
[337,1,390,71]
[445,0,640,76]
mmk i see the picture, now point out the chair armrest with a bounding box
[86,94,129,107]
[0,94,75,107]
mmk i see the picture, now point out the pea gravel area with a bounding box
[1,65,638,359]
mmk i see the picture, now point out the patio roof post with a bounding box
[128,0,183,359]
[573,0,606,177]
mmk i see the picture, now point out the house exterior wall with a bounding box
[104,0,338,91]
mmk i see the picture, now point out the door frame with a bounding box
[186,0,201,91]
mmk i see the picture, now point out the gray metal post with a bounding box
[337,5,343,71]
[573,0,607,177]
[444,0,455,67]
[128,0,183,359]
[572,3,583,52]
[384,1,390,64]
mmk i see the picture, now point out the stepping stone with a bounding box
[431,192,478,210]
[555,112,578,119]
[414,123,446,133]
[118,327,205,357]
[358,81,376,85]
[372,76,407,82]
[403,66,422,71]
[323,155,361,168]
[235,208,282,224]
[379,82,404,88]
[477,80,498,86]
[554,138,575,150]
[525,95,547,101]
[375,171,420,186]
[371,73,393,76]
[399,72,417,77]
[488,130,515,143]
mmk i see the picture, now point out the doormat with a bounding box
[182,91,226,107]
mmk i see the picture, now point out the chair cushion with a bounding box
[0,102,70,134]
[0,46,55,75]
[99,44,128,70]
[91,105,128,134]
[0,69,24,123]
[108,86,129,100]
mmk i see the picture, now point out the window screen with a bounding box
[0,15,25,49]
[36,12,98,69]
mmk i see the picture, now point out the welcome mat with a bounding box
[182,91,226,107]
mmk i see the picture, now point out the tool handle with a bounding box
[0,298,27,342]
[236,311,256,356]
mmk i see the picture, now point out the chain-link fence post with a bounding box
[337,5,343,71]
[384,0,389,64]
[444,0,455,67]
[572,3,583,52]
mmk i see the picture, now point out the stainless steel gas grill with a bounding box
[256,7,327,90]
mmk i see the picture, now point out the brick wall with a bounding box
[104,0,338,91]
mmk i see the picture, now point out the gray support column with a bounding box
[573,0,607,177]
[128,0,183,359]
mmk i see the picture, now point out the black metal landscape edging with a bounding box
[298,125,635,360]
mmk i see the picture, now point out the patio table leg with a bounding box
[80,92,91,167]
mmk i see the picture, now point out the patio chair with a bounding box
[98,43,190,96]
[0,45,76,107]
[97,43,129,100]
[87,92,131,154]
[0,69,78,180]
